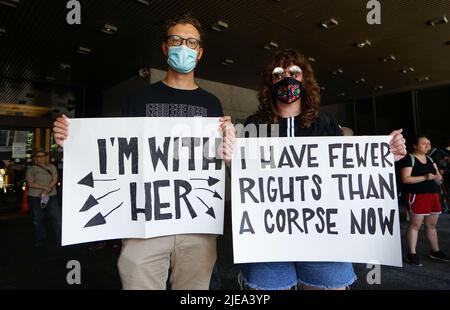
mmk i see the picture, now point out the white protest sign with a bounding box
[232,136,402,267]
[12,142,26,158]
[63,117,225,245]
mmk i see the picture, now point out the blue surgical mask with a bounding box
[167,45,198,73]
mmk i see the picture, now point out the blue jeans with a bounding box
[29,196,62,246]
[240,261,356,290]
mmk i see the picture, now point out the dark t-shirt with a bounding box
[124,81,223,117]
[243,111,342,137]
[398,155,440,194]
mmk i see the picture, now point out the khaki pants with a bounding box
[118,234,217,290]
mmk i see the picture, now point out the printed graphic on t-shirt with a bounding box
[146,103,207,117]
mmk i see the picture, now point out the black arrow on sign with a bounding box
[84,202,123,228]
[194,188,222,200]
[78,172,117,188]
[197,197,216,219]
[190,176,220,187]
[79,188,121,212]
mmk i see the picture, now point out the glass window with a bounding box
[355,98,375,135]
[417,85,450,147]
[375,92,415,145]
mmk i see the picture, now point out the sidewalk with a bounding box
[1,207,449,289]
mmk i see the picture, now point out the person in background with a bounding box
[400,135,450,266]
[26,149,61,247]
[429,146,450,213]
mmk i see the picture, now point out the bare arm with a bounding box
[401,166,439,184]
[433,163,443,183]
[48,168,58,189]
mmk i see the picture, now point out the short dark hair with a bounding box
[414,135,430,145]
[163,13,204,45]
[33,148,47,157]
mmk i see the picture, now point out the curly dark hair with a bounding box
[255,49,321,128]
[163,13,204,46]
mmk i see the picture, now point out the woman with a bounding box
[401,135,450,266]
[239,49,407,290]
[26,149,61,247]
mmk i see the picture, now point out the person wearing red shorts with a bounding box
[400,135,450,266]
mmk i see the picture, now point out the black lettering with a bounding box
[307,144,319,167]
[154,180,172,220]
[302,208,315,234]
[174,180,196,219]
[240,146,246,170]
[98,139,107,174]
[182,137,201,171]
[118,137,138,175]
[240,211,255,234]
[148,137,170,171]
[279,177,294,202]
[173,137,180,172]
[326,209,338,234]
[130,182,138,221]
[130,182,151,221]
[287,209,304,234]
[381,142,393,167]
[351,209,365,234]
[276,209,286,232]
[329,144,341,167]
[239,178,258,203]
[343,143,354,168]
[144,182,152,221]
[367,208,376,234]
[258,177,265,203]
[355,143,368,167]
[202,138,223,171]
[312,175,322,200]
[267,177,277,202]
[289,145,307,167]
[264,210,274,233]
[379,173,395,199]
[371,143,379,167]
[278,147,294,168]
[315,207,325,233]
[332,174,347,200]
[349,174,364,200]
[260,146,276,169]
[366,175,380,199]
[295,176,309,201]
[378,208,395,235]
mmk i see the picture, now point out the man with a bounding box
[53,14,236,289]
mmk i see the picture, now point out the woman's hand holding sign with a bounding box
[388,128,407,162]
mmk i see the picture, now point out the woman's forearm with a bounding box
[401,175,427,184]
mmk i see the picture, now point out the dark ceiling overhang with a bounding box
[0,0,449,108]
